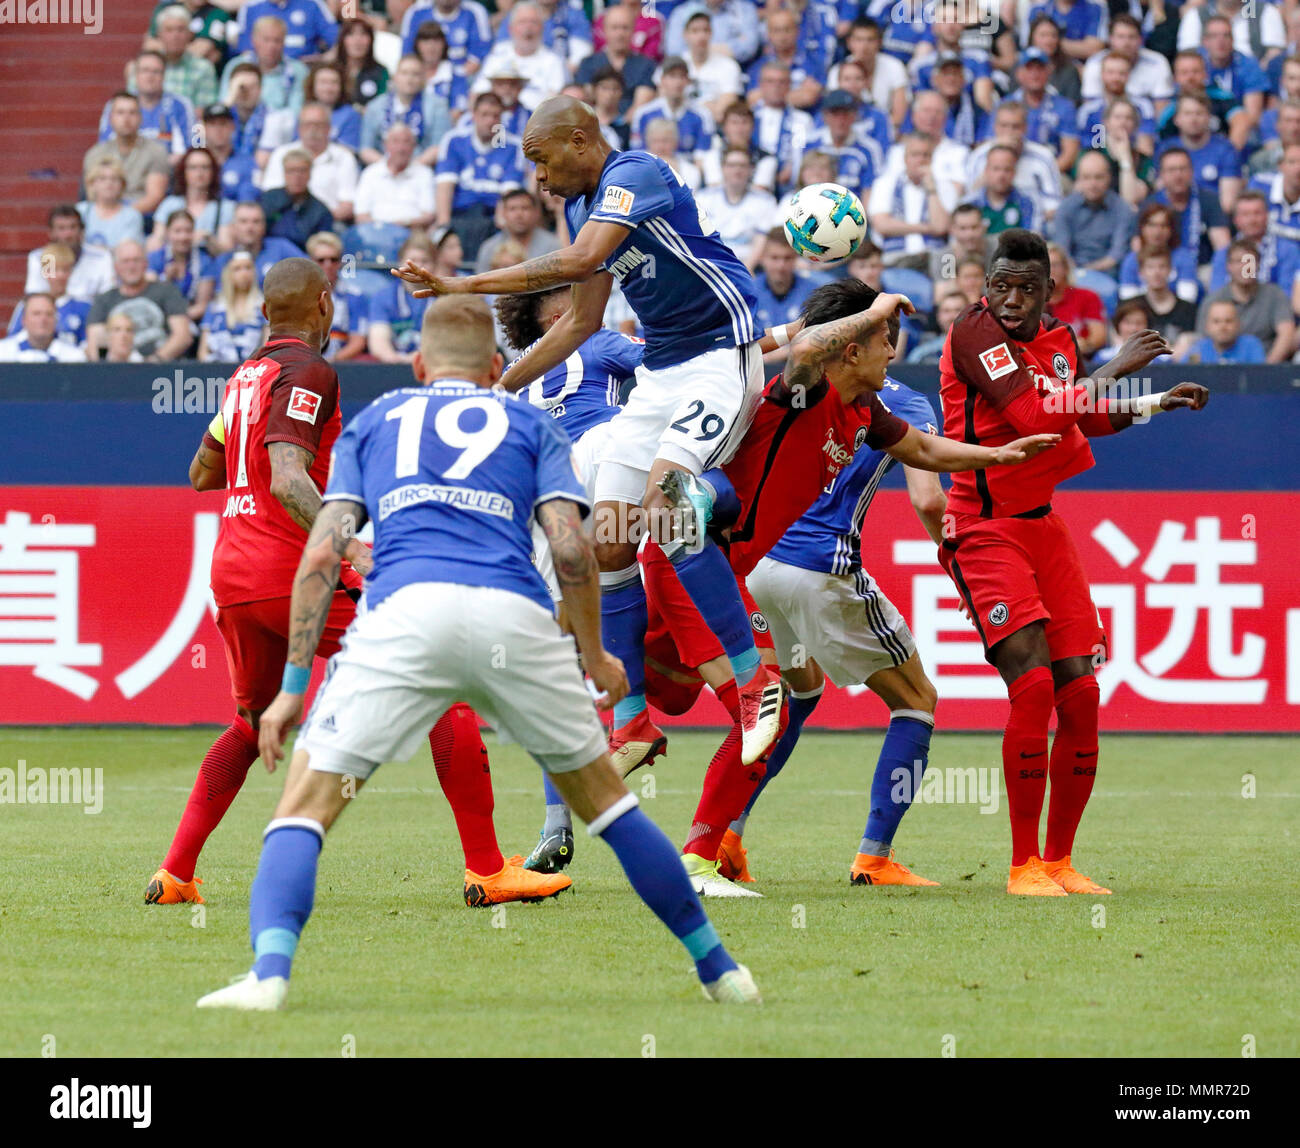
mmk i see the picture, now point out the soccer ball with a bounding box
[781,183,867,265]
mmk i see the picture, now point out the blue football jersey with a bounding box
[565,151,758,370]
[325,381,588,613]
[518,328,643,443]
[768,380,937,576]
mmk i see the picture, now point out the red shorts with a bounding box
[215,590,359,712]
[938,510,1106,665]
[640,542,773,712]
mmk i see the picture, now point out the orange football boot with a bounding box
[145,868,205,904]
[850,851,940,886]
[1007,856,1068,896]
[1043,855,1112,894]
[464,855,571,906]
[609,709,668,778]
[717,829,755,883]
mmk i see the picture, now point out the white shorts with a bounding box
[297,582,608,778]
[532,419,610,600]
[594,340,765,504]
[746,555,917,687]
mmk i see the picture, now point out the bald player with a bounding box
[147,258,568,910]
[393,94,786,788]
[198,295,760,1010]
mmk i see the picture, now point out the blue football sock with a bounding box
[667,540,761,686]
[861,710,935,855]
[249,820,324,981]
[601,564,647,724]
[542,773,571,834]
[698,468,741,528]
[591,795,738,985]
[731,685,824,834]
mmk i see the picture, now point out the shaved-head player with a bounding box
[393,94,786,777]
[147,259,563,910]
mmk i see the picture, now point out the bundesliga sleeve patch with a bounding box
[287,386,322,424]
[979,343,1017,380]
[600,185,636,216]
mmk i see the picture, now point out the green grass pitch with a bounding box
[2,728,1296,1058]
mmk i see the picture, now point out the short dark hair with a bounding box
[991,228,1050,275]
[473,90,503,111]
[109,90,139,106]
[500,187,537,208]
[952,202,983,222]
[590,66,625,90]
[1110,13,1142,36]
[800,278,899,348]
[1158,145,1192,168]
[848,17,881,38]
[48,204,82,228]
[1112,297,1154,330]
[684,10,711,27]
[495,286,567,351]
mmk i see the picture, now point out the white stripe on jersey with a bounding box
[643,216,755,348]
[834,452,893,575]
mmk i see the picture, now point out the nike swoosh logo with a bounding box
[1074,750,1098,758]
[1019,750,1046,759]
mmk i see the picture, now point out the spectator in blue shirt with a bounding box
[1147,146,1232,264]
[237,0,337,61]
[1163,48,1250,152]
[197,104,261,203]
[912,13,995,111]
[1181,299,1267,363]
[1025,0,1107,62]
[220,15,309,113]
[1118,202,1203,304]
[922,53,991,147]
[1010,47,1080,177]
[204,201,306,288]
[199,251,266,362]
[400,0,494,75]
[360,54,451,166]
[304,62,362,151]
[1155,93,1243,216]
[148,208,215,326]
[412,20,473,118]
[749,227,819,334]
[262,148,334,249]
[100,51,193,160]
[804,89,881,197]
[495,0,593,70]
[746,6,824,110]
[1208,189,1300,291]
[1199,14,1270,137]
[435,92,526,261]
[222,64,277,158]
[632,56,712,151]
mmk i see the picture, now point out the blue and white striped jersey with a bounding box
[518,328,643,443]
[767,379,937,576]
[565,151,758,370]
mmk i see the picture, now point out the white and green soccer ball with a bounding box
[781,182,867,265]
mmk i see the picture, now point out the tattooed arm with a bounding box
[189,434,226,491]
[783,292,915,393]
[257,498,368,768]
[537,498,628,709]
[392,220,630,298]
[268,442,372,575]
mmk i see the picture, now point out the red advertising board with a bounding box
[1,487,1297,731]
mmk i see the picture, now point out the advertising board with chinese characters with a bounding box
[1,487,1294,731]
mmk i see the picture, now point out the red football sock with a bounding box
[1044,674,1100,863]
[429,703,503,876]
[683,680,769,861]
[1001,666,1055,866]
[161,715,260,882]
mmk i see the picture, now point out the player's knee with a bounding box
[1055,673,1100,734]
[907,674,939,716]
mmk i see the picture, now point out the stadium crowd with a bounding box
[6,0,1300,370]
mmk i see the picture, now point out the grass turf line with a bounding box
[1,729,1295,1058]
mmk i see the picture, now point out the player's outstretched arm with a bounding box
[392,220,630,299]
[784,293,914,392]
[499,273,613,392]
[538,497,628,710]
[269,442,372,575]
[886,424,1060,473]
[1091,381,1210,434]
[259,499,369,769]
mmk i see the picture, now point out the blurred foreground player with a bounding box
[147,258,566,908]
[937,229,1208,896]
[197,297,760,1009]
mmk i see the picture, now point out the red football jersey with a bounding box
[721,373,907,576]
[939,302,1096,517]
[210,337,360,607]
